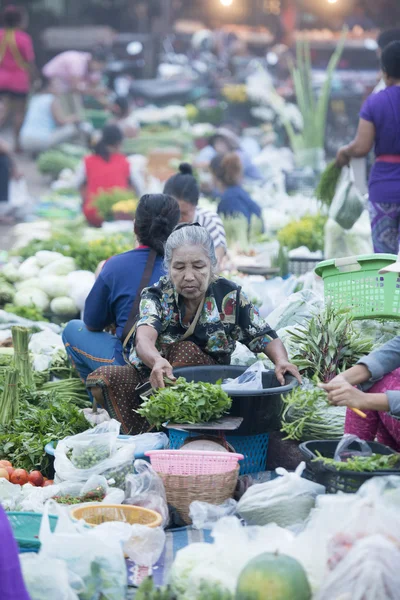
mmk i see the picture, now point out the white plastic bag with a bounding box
[54,420,135,489]
[333,434,372,462]
[124,524,166,568]
[237,462,325,527]
[222,361,264,392]
[316,535,400,600]
[329,166,365,230]
[324,211,373,259]
[20,553,81,600]
[189,499,237,530]
[29,330,65,372]
[125,459,169,527]
[39,500,128,600]
[267,289,324,331]
[0,478,23,510]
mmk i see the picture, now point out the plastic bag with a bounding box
[324,211,372,259]
[316,535,400,600]
[54,420,135,489]
[329,166,365,230]
[189,499,237,530]
[124,524,166,568]
[267,289,324,331]
[39,500,128,600]
[124,460,169,527]
[29,330,65,372]
[0,477,23,510]
[221,361,264,392]
[334,434,373,462]
[230,342,258,367]
[237,462,325,527]
[20,553,81,600]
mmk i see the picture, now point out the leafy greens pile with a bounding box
[313,451,400,473]
[289,303,373,383]
[137,378,232,429]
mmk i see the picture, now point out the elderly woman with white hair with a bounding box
[87,224,300,433]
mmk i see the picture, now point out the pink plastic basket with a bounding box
[145,450,244,476]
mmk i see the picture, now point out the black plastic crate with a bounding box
[289,256,324,277]
[300,439,400,494]
[174,365,297,435]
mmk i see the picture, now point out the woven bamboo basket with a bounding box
[158,465,239,525]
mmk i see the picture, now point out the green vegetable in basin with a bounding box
[313,451,400,472]
[137,377,232,429]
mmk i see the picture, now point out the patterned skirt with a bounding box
[86,341,216,435]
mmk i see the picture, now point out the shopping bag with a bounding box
[329,166,365,230]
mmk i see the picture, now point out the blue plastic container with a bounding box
[168,429,269,475]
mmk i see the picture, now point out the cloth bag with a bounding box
[329,165,365,230]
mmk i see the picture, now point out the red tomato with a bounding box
[43,479,54,487]
[5,466,14,477]
[0,460,12,468]
[11,469,29,485]
[28,471,44,487]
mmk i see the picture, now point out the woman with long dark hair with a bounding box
[76,124,135,227]
[62,193,180,381]
[0,5,36,152]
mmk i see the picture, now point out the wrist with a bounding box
[364,393,389,412]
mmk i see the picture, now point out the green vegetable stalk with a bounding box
[315,160,342,207]
[0,368,19,426]
[281,381,345,442]
[313,451,400,472]
[12,326,35,388]
[137,377,232,429]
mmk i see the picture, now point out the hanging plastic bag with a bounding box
[20,553,81,600]
[333,434,373,462]
[189,499,238,530]
[54,420,135,490]
[39,500,128,600]
[316,535,400,600]
[221,360,264,392]
[237,462,325,527]
[124,460,169,527]
[329,166,365,230]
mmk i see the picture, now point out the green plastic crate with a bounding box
[7,512,58,553]
[315,254,400,320]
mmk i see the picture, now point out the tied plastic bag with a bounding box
[124,524,166,568]
[222,361,264,392]
[316,535,400,600]
[189,499,237,530]
[334,434,373,462]
[237,462,325,527]
[20,553,81,600]
[54,420,135,490]
[124,460,169,527]
[329,165,365,230]
[39,500,128,600]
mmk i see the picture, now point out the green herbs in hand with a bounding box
[137,377,232,429]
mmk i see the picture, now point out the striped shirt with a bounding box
[195,207,227,251]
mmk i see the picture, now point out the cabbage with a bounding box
[18,257,40,279]
[2,262,21,283]
[66,270,95,312]
[15,278,42,291]
[40,257,76,277]
[35,250,64,268]
[50,296,78,317]
[14,288,50,312]
[38,275,69,299]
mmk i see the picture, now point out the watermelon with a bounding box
[235,553,311,600]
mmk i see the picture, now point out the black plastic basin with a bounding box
[174,365,298,435]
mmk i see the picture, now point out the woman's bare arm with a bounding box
[336,118,375,166]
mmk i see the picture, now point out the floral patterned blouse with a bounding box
[129,276,277,369]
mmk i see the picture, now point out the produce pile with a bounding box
[0,327,90,475]
[313,452,400,472]
[138,378,232,428]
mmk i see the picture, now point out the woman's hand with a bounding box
[150,358,176,389]
[319,380,368,409]
[274,360,302,386]
[336,146,351,168]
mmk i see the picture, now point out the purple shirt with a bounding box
[360,87,400,204]
[0,506,31,600]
